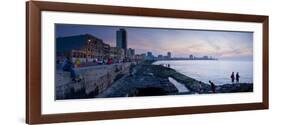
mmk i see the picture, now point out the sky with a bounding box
[56,24,253,60]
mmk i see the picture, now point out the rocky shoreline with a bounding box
[57,60,253,99]
[96,61,253,98]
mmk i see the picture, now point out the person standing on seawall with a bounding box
[236,72,240,83]
[231,72,235,83]
[209,81,216,93]
[62,57,78,82]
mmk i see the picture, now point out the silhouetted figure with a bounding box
[62,57,77,81]
[167,64,170,68]
[236,72,240,83]
[231,72,235,83]
[209,80,216,93]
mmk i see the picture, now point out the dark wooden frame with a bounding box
[26,1,269,124]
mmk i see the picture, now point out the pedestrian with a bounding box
[231,72,235,83]
[209,80,216,93]
[236,72,240,83]
[62,57,79,82]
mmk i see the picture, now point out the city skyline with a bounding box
[56,24,253,60]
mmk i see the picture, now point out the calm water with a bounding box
[153,60,253,85]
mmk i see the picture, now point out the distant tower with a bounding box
[189,54,193,59]
[116,29,127,56]
[147,52,153,57]
[167,52,171,59]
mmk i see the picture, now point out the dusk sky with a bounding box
[56,24,253,60]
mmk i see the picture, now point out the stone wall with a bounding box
[56,63,131,99]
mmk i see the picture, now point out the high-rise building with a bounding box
[127,48,135,58]
[145,51,154,60]
[147,52,153,57]
[167,52,171,59]
[116,29,127,56]
[189,54,194,60]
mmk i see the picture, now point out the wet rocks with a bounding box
[216,83,253,93]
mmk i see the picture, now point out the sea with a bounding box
[153,60,253,85]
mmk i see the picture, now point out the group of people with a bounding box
[231,72,240,83]
[208,72,241,93]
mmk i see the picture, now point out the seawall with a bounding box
[55,63,131,99]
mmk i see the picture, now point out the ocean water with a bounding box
[153,60,253,85]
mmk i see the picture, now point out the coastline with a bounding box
[96,60,253,98]
[56,60,253,99]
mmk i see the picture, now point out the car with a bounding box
[97,60,103,65]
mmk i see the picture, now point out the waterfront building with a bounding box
[127,48,135,58]
[116,29,127,56]
[110,47,125,61]
[134,54,145,61]
[56,34,110,63]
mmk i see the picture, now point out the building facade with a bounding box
[56,34,110,63]
[109,47,125,61]
[127,48,135,59]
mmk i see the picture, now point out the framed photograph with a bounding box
[26,1,269,124]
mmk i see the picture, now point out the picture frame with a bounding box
[26,1,269,124]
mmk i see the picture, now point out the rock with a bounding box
[217,83,253,93]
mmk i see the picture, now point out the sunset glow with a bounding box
[56,24,253,60]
